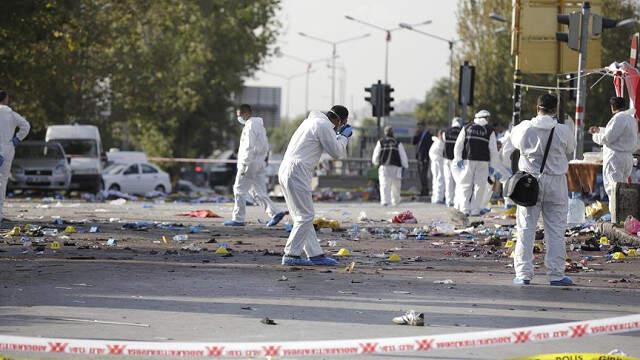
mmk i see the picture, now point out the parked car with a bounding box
[46,124,105,193]
[102,162,172,195]
[9,141,71,191]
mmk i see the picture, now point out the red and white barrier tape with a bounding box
[1,314,639,357]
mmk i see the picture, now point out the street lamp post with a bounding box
[281,53,334,114]
[264,70,311,121]
[298,32,370,105]
[399,23,457,121]
[344,16,432,85]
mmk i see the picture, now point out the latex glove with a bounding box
[456,160,464,169]
[11,136,20,147]
[494,172,502,181]
[488,166,495,175]
[0,154,4,168]
[338,124,353,138]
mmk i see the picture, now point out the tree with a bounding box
[0,0,281,158]
[415,77,452,129]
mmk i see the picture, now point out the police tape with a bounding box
[0,314,639,358]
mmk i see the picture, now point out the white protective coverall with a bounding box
[429,136,445,203]
[592,110,639,211]
[0,105,30,220]
[511,114,576,282]
[278,111,348,257]
[453,116,506,216]
[443,118,463,208]
[232,117,282,223]
[372,140,409,206]
[499,130,516,207]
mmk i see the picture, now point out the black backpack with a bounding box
[504,128,555,207]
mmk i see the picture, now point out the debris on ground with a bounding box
[624,215,640,236]
[260,317,277,325]
[433,279,455,284]
[177,210,221,218]
[313,217,340,231]
[392,310,424,326]
[391,211,417,224]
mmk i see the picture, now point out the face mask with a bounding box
[237,116,246,125]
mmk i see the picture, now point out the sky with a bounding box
[245,0,459,121]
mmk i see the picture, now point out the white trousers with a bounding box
[0,146,14,220]
[379,165,402,206]
[443,159,456,206]
[514,174,568,282]
[232,161,281,222]
[602,148,633,213]
[430,157,445,203]
[279,162,323,258]
[458,160,489,215]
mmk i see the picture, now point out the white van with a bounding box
[45,124,104,193]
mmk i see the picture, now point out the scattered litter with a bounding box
[181,243,201,253]
[50,241,61,250]
[313,217,340,230]
[392,310,424,326]
[215,247,230,255]
[284,223,293,232]
[388,254,401,262]
[392,211,417,224]
[172,234,189,242]
[278,276,288,281]
[89,226,100,233]
[109,198,127,206]
[358,211,369,222]
[434,279,455,284]
[106,239,117,247]
[260,317,277,325]
[336,248,350,256]
[624,216,640,235]
[344,261,356,273]
[64,226,76,234]
[177,210,221,218]
[393,291,412,294]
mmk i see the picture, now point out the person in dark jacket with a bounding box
[372,126,409,206]
[412,121,433,197]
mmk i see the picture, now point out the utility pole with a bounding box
[512,68,522,127]
[573,2,590,160]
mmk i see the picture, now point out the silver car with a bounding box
[10,141,72,190]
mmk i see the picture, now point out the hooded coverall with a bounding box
[429,136,445,203]
[0,105,30,220]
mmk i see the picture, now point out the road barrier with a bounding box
[1,314,639,358]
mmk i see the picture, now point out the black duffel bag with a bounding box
[504,127,555,207]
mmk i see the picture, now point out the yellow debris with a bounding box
[7,226,21,237]
[612,252,626,261]
[313,217,341,230]
[344,261,356,273]
[505,240,515,248]
[388,254,401,262]
[336,248,350,256]
[599,236,609,245]
[627,249,637,257]
[50,241,61,250]
[215,247,229,255]
[64,226,77,234]
[162,236,168,244]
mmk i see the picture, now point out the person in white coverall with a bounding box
[498,131,516,209]
[589,96,639,214]
[429,130,445,204]
[372,126,409,206]
[0,91,31,222]
[442,118,463,208]
[511,94,576,286]
[224,104,286,227]
[453,110,506,216]
[279,105,352,266]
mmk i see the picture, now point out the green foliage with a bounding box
[0,0,281,157]
[269,115,304,153]
[417,0,638,130]
[415,77,452,129]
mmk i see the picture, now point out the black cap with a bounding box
[0,90,7,103]
[330,105,349,121]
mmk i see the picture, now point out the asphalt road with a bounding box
[0,199,639,359]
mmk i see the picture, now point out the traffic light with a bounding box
[382,84,394,116]
[591,14,620,36]
[556,11,581,51]
[365,82,382,117]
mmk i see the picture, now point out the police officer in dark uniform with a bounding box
[412,121,433,198]
[442,117,463,207]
